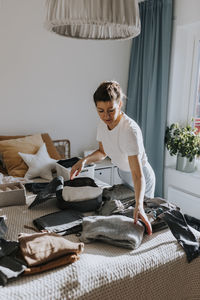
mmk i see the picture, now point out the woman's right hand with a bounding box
[70,159,86,180]
[70,146,106,180]
[134,205,152,235]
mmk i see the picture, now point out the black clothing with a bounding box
[163,210,200,263]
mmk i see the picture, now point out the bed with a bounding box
[0,180,199,300]
[0,136,200,299]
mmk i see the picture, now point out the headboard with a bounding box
[53,139,70,159]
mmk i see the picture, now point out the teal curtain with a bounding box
[126,0,173,197]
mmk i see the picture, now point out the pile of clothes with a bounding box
[1,176,200,286]
[0,217,84,286]
[26,177,200,263]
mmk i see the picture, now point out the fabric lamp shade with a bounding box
[45,0,141,40]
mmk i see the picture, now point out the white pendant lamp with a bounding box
[45,0,141,40]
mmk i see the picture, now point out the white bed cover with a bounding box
[0,179,199,300]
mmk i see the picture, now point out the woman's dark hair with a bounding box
[93,81,124,105]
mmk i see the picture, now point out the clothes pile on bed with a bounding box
[26,177,200,263]
[0,172,200,290]
[0,217,84,286]
[0,178,200,299]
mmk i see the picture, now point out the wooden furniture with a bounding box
[53,139,70,159]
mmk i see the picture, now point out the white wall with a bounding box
[0,0,132,156]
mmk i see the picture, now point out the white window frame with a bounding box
[188,35,200,126]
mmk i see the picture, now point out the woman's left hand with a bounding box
[134,205,152,235]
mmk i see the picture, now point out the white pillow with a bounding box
[18,143,57,181]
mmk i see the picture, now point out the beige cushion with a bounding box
[0,133,61,160]
[0,134,43,177]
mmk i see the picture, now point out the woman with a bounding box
[70,81,155,235]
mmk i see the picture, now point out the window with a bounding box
[194,40,200,133]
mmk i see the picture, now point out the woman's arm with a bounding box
[128,155,152,235]
[70,142,106,179]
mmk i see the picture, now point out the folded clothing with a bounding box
[0,231,84,285]
[98,197,169,233]
[102,184,135,202]
[23,253,79,275]
[80,215,144,250]
[18,232,84,267]
[144,197,178,210]
[98,198,125,216]
[33,209,83,235]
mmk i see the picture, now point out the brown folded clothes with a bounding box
[23,254,79,275]
[18,232,84,267]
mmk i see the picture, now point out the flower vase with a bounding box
[176,153,196,173]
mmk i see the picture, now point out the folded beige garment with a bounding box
[23,254,79,275]
[18,232,84,267]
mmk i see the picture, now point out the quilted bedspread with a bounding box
[0,186,200,300]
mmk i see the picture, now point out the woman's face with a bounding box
[96,100,122,130]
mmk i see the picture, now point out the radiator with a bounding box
[168,186,200,219]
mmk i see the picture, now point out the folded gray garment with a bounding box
[144,197,179,210]
[80,215,144,250]
[98,199,125,216]
[98,197,136,216]
[102,184,135,202]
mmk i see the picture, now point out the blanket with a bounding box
[0,184,199,299]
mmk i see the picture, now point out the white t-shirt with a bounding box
[96,113,148,172]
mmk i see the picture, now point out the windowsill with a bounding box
[165,164,200,179]
[164,164,200,202]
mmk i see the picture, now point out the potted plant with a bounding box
[165,122,200,172]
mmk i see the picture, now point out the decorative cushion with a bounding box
[0,133,61,160]
[0,134,43,177]
[18,143,57,181]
